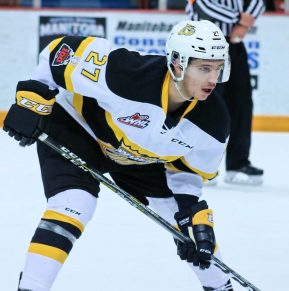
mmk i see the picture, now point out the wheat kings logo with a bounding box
[117,113,150,129]
[97,139,166,165]
[178,24,195,36]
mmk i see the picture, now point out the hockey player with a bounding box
[4,20,233,291]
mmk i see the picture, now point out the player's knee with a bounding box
[46,189,97,225]
[28,189,97,264]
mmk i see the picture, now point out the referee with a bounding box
[186,0,265,185]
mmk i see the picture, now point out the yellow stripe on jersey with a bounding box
[161,71,198,119]
[43,210,84,233]
[180,98,198,120]
[48,37,64,53]
[165,163,181,172]
[105,111,179,162]
[180,157,217,180]
[73,93,84,117]
[64,37,96,92]
[161,71,170,114]
[28,243,68,264]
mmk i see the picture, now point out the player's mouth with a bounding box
[202,88,214,95]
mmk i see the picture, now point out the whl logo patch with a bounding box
[117,113,150,129]
[52,43,74,66]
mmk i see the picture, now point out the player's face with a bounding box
[181,59,225,101]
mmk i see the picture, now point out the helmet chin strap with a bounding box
[174,81,194,102]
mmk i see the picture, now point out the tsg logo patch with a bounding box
[52,43,74,66]
[117,113,150,129]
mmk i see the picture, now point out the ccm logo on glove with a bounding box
[16,91,55,115]
[3,79,58,147]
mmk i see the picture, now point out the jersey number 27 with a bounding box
[81,51,107,82]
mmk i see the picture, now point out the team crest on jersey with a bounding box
[97,139,166,165]
[117,113,150,129]
[52,43,75,66]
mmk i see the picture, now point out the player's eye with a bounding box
[199,66,211,73]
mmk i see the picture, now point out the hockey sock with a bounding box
[19,189,97,291]
[18,210,84,291]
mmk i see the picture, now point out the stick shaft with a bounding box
[38,133,261,291]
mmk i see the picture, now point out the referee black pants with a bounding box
[216,41,253,170]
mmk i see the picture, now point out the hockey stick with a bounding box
[38,133,261,291]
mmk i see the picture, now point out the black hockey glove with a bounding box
[174,200,216,269]
[3,80,58,146]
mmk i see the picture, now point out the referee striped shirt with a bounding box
[186,0,265,36]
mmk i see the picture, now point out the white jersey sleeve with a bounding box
[31,36,113,99]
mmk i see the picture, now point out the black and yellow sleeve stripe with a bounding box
[49,36,96,91]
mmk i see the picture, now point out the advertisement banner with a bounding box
[39,16,107,53]
[109,14,185,55]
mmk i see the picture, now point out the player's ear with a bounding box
[172,58,182,79]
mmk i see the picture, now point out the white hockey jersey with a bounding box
[31,36,230,198]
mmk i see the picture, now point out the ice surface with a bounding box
[1,130,289,291]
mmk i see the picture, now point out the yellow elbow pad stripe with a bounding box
[16,90,55,116]
[192,209,214,228]
[43,210,84,233]
[28,243,68,264]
